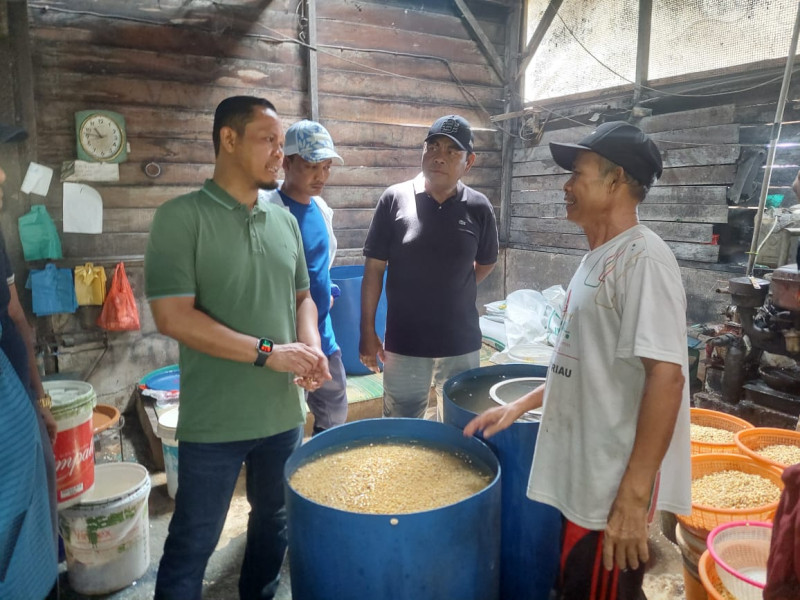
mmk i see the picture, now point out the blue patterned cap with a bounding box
[284,120,343,164]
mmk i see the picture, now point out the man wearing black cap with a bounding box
[360,115,498,419]
[466,122,691,599]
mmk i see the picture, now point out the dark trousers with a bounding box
[154,426,303,600]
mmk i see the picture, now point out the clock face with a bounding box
[78,114,124,161]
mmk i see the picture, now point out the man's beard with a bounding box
[259,180,279,191]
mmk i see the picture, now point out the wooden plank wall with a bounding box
[509,79,800,270]
[510,104,738,264]
[26,0,506,262]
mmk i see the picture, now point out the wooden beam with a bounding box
[634,0,652,103]
[452,0,505,82]
[516,0,563,80]
[305,0,319,120]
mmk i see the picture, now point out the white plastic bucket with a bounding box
[46,380,96,507]
[59,462,151,595]
[157,407,179,499]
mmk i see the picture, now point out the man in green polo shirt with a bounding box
[145,96,330,600]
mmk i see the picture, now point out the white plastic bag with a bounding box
[504,289,548,350]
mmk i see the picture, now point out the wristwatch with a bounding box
[38,394,52,410]
[254,337,274,367]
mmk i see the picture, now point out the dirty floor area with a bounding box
[59,415,688,600]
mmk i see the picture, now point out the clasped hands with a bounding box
[265,342,331,391]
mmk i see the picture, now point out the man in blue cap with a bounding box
[260,120,348,434]
[466,121,691,600]
[360,115,498,420]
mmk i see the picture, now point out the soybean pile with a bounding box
[289,442,493,514]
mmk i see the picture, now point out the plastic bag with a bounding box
[74,263,107,306]
[97,262,140,331]
[18,205,62,261]
[25,263,78,316]
[504,286,566,349]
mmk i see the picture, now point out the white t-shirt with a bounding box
[527,224,692,529]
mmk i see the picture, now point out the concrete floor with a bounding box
[59,413,689,600]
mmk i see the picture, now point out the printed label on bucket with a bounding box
[54,419,95,504]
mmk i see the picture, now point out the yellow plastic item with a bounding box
[74,263,107,306]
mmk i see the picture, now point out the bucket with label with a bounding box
[46,380,96,507]
[157,407,179,499]
[59,462,151,595]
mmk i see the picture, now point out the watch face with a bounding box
[79,114,124,161]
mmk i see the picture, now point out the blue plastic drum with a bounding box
[443,364,561,600]
[285,418,501,600]
[329,265,387,376]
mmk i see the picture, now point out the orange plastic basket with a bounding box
[698,549,734,600]
[690,408,754,455]
[677,453,783,537]
[735,427,800,471]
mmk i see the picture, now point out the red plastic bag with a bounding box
[97,262,140,331]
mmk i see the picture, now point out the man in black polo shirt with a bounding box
[360,115,498,418]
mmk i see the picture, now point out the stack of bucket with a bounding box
[47,380,152,595]
[140,364,181,499]
[679,408,782,600]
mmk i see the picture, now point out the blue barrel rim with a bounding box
[443,363,549,412]
[285,418,501,517]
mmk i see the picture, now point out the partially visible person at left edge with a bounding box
[0,121,58,599]
[146,96,330,600]
[260,119,348,435]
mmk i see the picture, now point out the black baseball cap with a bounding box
[425,115,474,154]
[0,123,28,144]
[549,121,663,186]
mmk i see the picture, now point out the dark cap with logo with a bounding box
[425,115,474,154]
[549,121,663,186]
[0,123,27,144]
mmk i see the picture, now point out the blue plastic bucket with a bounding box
[285,418,501,600]
[329,265,387,375]
[443,364,561,600]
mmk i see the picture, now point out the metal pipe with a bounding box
[746,1,800,274]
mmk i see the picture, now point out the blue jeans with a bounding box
[154,426,303,600]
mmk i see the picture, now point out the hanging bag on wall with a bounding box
[18,205,63,261]
[25,263,78,316]
[97,262,140,331]
[74,263,107,306]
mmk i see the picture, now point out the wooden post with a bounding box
[634,0,653,104]
[499,3,523,246]
[305,0,319,121]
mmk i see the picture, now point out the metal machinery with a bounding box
[718,254,800,426]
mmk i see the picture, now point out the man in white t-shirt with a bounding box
[465,121,691,600]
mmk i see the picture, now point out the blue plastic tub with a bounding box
[285,418,501,600]
[443,364,561,600]
[329,265,387,375]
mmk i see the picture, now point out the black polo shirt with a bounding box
[363,174,498,357]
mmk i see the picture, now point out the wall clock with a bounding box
[75,110,128,163]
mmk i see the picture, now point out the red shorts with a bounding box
[557,519,647,600]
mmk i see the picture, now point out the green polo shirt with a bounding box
[145,179,310,443]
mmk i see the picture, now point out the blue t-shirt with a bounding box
[279,191,338,356]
